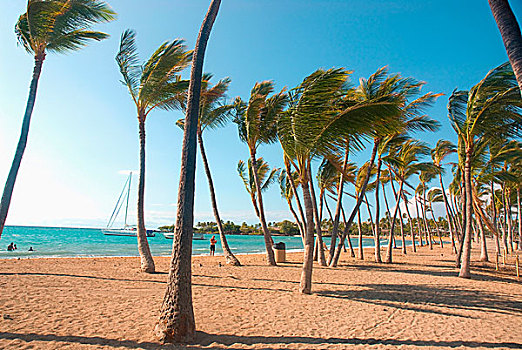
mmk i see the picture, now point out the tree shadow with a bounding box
[2,331,520,350]
[316,283,522,316]
[195,331,521,349]
[0,272,165,284]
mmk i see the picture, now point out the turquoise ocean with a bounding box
[0,225,402,259]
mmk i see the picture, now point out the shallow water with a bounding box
[0,225,405,259]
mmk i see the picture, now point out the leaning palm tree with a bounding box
[116,30,191,273]
[279,169,305,239]
[155,0,221,343]
[177,74,240,266]
[431,140,457,252]
[234,82,288,265]
[278,68,400,293]
[448,62,522,278]
[0,0,115,238]
[488,0,522,94]
[237,158,279,218]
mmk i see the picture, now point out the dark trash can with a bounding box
[274,242,286,263]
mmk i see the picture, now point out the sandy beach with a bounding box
[1,242,521,350]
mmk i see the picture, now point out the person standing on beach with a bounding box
[210,235,217,256]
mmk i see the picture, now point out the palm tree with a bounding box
[330,68,440,267]
[237,158,279,218]
[426,188,445,248]
[116,30,191,273]
[431,140,457,253]
[385,139,430,262]
[155,0,221,343]
[177,74,240,266]
[279,169,305,239]
[234,81,288,266]
[278,68,400,293]
[488,0,522,94]
[448,62,522,278]
[0,0,115,238]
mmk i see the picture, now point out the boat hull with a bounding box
[163,232,205,240]
[103,229,155,237]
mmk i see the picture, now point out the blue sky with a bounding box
[0,0,520,228]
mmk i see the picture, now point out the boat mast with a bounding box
[124,172,132,228]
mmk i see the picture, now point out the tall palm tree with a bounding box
[0,0,115,238]
[278,68,400,293]
[234,81,288,265]
[155,0,221,343]
[448,62,522,278]
[488,0,522,94]
[177,74,240,266]
[116,30,191,273]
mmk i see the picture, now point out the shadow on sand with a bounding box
[1,331,521,350]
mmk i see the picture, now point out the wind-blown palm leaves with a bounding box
[330,68,440,267]
[0,0,115,238]
[116,29,191,273]
[278,67,402,293]
[177,74,240,266]
[237,158,279,218]
[234,81,288,266]
[448,62,522,278]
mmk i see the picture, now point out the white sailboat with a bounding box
[103,172,155,237]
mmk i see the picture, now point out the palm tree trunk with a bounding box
[501,184,510,253]
[308,166,326,266]
[402,193,417,253]
[518,187,521,250]
[357,206,364,260]
[250,149,276,265]
[373,157,383,263]
[440,174,457,253]
[493,187,501,253]
[517,187,522,250]
[415,196,424,246]
[386,180,403,263]
[330,141,378,267]
[477,213,489,262]
[459,149,473,278]
[389,171,407,255]
[287,197,304,241]
[422,187,433,249]
[155,0,221,343]
[0,53,45,237]
[451,194,463,238]
[455,183,467,268]
[365,194,376,236]
[327,145,350,265]
[285,160,307,237]
[299,177,315,294]
[430,203,443,248]
[314,190,325,260]
[198,131,240,266]
[340,206,355,258]
[136,118,156,273]
[488,0,522,94]
[382,182,394,248]
[506,189,514,252]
